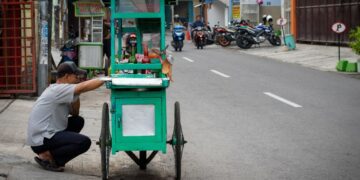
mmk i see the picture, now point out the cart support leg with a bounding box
[125,151,159,170]
[146,151,158,164]
[140,151,147,169]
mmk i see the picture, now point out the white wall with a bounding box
[207,1,227,27]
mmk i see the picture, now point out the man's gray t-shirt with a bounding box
[27,84,78,146]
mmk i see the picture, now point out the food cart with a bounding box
[97,0,186,179]
[73,0,105,76]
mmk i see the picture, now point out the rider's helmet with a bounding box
[266,15,273,24]
[262,14,268,24]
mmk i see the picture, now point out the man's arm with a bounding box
[74,79,104,95]
[70,98,80,116]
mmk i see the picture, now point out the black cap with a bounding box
[57,61,86,77]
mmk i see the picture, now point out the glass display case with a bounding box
[73,0,105,70]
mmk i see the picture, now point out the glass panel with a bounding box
[142,33,160,49]
[79,18,92,42]
[122,18,137,28]
[122,105,155,136]
[116,0,160,13]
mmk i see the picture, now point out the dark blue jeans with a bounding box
[31,116,91,166]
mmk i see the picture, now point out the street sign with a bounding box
[331,22,346,62]
[277,18,287,46]
[276,18,287,26]
[332,22,346,34]
[256,0,263,5]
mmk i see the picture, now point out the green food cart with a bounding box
[73,0,105,77]
[98,0,186,179]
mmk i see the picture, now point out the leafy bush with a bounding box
[349,26,360,55]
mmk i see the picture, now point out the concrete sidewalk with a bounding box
[229,42,359,72]
[0,86,174,180]
[0,88,108,180]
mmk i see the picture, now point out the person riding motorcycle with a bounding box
[174,14,183,26]
[191,15,205,39]
[192,15,204,28]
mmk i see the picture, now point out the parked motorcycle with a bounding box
[215,20,252,47]
[171,25,185,51]
[216,26,240,47]
[204,24,215,45]
[211,24,226,45]
[236,23,281,49]
[192,26,207,49]
[59,31,78,65]
[236,15,281,49]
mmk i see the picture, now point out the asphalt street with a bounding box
[1,41,360,180]
[166,42,360,179]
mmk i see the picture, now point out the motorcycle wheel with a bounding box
[179,41,183,50]
[269,36,282,46]
[218,36,231,47]
[236,36,252,49]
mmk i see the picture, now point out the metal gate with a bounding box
[296,0,360,45]
[0,0,36,95]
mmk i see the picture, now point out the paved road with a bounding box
[166,42,360,179]
[1,41,360,180]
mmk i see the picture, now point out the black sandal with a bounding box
[34,157,64,172]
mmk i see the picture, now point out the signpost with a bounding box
[277,18,287,45]
[332,22,346,61]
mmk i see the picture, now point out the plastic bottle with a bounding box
[142,43,151,74]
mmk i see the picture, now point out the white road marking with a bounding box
[264,92,302,108]
[210,69,231,78]
[182,57,194,62]
[167,50,173,54]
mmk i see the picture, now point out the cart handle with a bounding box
[111,78,163,86]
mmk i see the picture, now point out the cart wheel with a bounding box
[173,101,186,180]
[100,103,111,180]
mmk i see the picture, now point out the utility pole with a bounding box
[38,0,52,95]
[54,4,60,48]
[229,0,232,25]
[171,5,174,31]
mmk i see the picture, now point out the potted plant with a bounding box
[349,26,360,72]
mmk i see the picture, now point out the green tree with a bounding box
[349,26,360,55]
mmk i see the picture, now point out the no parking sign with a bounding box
[332,22,346,61]
[332,22,346,34]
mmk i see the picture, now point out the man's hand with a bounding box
[98,76,112,81]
